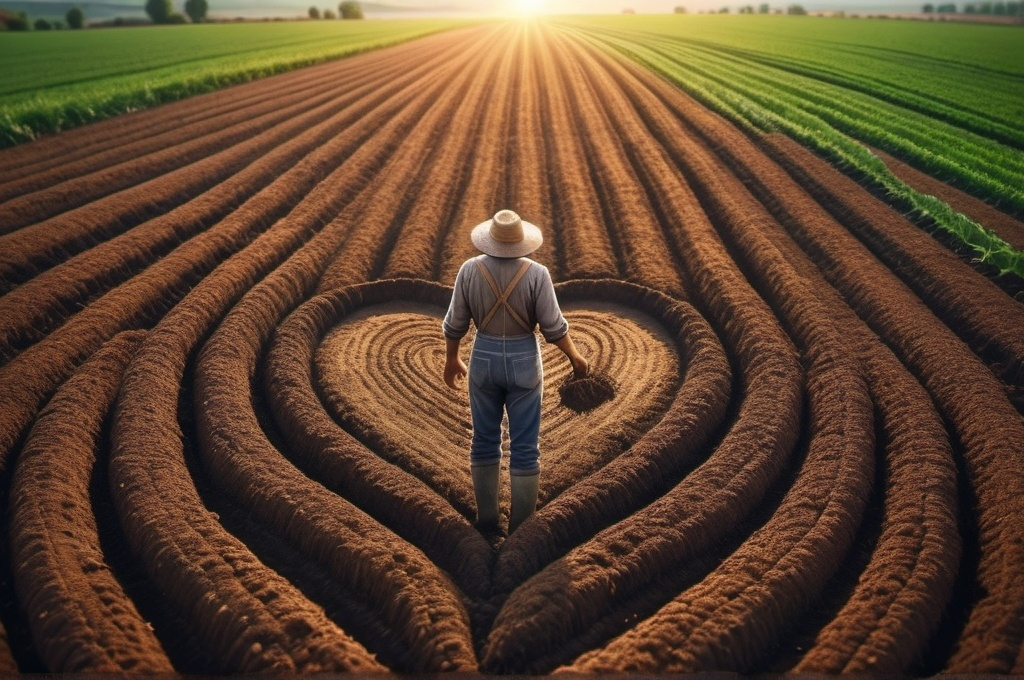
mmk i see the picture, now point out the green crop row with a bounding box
[0,19,471,147]
[560,16,1024,278]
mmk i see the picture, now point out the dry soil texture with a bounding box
[1,20,1023,675]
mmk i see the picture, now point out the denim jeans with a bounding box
[468,332,542,475]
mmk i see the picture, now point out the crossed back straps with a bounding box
[475,259,533,334]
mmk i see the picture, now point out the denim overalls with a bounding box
[468,260,542,476]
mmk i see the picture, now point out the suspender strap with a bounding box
[475,259,533,334]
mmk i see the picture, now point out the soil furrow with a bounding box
[380,23,515,281]
[0,30,480,473]
[432,25,526,284]
[483,27,807,672]
[762,135,1024,391]
[548,27,685,298]
[0,33,468,360]
[190,31,499,665]
[0,29,460,183]
[0,42,428,200]
[8,331,173,672]
[0,38,463,288]
[528,23,618,281]
[584,39,962,672]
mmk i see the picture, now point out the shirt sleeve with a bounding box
[535,265,569,343]
[442,261,472,340]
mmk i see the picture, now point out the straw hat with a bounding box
[471,209,543,258]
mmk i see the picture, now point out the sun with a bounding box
[513,0,546,15]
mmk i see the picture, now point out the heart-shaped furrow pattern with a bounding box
[315,302,680,519]
[262,278,730,608]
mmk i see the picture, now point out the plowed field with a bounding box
[2,20,1023,675]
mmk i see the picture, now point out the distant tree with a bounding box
[308,5,319,17]
[323,7,335,17]
[338,0,362,17]
[963,1,975,9]
[66,5,84,26]
[922,2,934,9]
[34,16,52,28]
[787,3,807,12]
[993,0,1006,12]
[936,2,956,10]
[758,2,770,11]
[674,5,687,11]
[166,11,186,21]
[184,0,207,22]
[4,9,29,27]
[145,0,172,22]
[739,4,754,12]
[718,5,729,11]
[1008,1,1021,15]
[978,0,992,10]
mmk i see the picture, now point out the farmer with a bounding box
[443,209,589,534]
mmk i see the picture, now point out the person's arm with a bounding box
[553,332,589,378]
[444,336,468,389]
[534,265,588,378]
[442,263,471,389]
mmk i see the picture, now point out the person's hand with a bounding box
[571,355,589,379]
[444,356,468,389]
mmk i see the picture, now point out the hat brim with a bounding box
[471,219,543,258]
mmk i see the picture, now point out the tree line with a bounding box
[0,0,362,29]
[923,1,1023,13]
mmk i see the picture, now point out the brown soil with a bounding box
[0,19,1021,675]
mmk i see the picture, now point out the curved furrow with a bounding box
[380,23,518,280]
[8,331,172,672]
[762,135,1024,389]
[492,280,729,588]
[758,138,1024,673]
[263,281,493,601]
[0,40,458,291]
[547,26,685,298]
[484,44,809,679]
[585,36,962,672]
[0,40,429,200]
[193,248,477,666]
[528,23,618,281]
[0,33,472,473]
[629,58,1024,668]
[486,29,876,672]
[191,33,499,665]
[102,83,461,668]
[318,285,697,518]
[610,53,963,669]
[593,31,966,667]
[564,46,876,669]
[107,29,501,672]
[571,317,870,672]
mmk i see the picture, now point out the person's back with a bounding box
[443,210,588,535]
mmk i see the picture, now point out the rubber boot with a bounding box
[509,471,540,533]
[471,462,500,530]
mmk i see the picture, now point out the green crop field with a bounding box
[561,14,1024,276]
[0,19,470,147]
